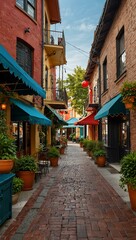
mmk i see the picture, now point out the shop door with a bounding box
[108,118,120,163]
[119,120,130,159]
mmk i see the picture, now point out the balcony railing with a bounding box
[44,29,66,55]
[54,88,68,106]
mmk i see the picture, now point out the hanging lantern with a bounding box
[81,80,89,88]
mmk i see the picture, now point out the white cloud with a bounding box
[61,8,73,17]
[79,23,95,32]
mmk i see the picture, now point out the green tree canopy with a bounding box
[64,66,88,114]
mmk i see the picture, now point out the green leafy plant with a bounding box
[47,146,60,158]
[0,110,17,160]
[82,139,89,149]
[120,81,136,104]
[79,138,84,143]
[12,177,24,194]
[86,140,96,152]
[93,149,106,158]
[14,155,38,172]
[119,151,136,191]
[0,133,17,160]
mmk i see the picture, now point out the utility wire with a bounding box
[66,41,89,57]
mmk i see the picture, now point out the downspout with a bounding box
[41,0,44,106]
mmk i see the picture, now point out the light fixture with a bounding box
[1,103,7,110]
[24,27,30,33]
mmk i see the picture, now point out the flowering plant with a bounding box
[120,81,136,104]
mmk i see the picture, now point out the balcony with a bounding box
[84,96,99,112]
[44,30,67,68]
[44,88,68,109]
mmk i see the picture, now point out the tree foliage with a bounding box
[64,66,88,114]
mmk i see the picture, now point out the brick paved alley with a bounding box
[1,142,136,240]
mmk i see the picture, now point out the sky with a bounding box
[52,0,106,79]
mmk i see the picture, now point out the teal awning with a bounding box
[45,105,68,125]
[10,98,51,126]
[0,45,46,98]
[95,94,127,120]
[62,124,84,128]
[66,117,78,125]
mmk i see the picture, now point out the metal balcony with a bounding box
[44,88,68,109]
[44,30,67,67]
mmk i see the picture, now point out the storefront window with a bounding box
[120,121,128,147]
[102,118,108,145]
[12,122,23,151]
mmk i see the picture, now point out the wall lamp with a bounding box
[0,103,7,110]
[24,27,30,33]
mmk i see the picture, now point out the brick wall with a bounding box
[98,0,136,150]
[0,0,42,85]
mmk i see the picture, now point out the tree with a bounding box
[64,66,88,114]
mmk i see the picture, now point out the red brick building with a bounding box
[85,0,136,163]
[0,0,42,85]
[0,1,51,156]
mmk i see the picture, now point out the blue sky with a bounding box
[52,0,105,79]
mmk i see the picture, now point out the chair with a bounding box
[38,148,50,175]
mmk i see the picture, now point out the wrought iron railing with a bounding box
[54,88,68,106]
[43,29,66,55]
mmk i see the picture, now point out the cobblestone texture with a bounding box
[1,143,136,240]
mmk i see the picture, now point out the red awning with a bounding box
[75,112,98,125]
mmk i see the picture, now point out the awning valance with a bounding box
[0,45,46,98]
[45,105,68,125]
[75,112,98,125]
[66,117,78,125]
[10,98,51,126]
[62,124,84,128]
[95,94,126,120]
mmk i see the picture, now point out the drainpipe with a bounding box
[41,0,44,106]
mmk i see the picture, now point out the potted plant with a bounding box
[12,177,24,205]
[120,81,136,109]
[119,151,136,211]
[14,155,38,191]
[0,110,17,173]
[93,149,106,167]
[86,140,96,157]
[82,139,89,152]
[47,146,60,167]
[79,138,84,148]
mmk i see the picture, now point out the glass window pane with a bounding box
[119,34,124,54]
[28,0,35,6]
[16,0,24,9]
[28,5,35,18]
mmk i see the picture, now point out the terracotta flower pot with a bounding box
[50,157,59,167]
[127,184,136,211]
[0,159,14,173]
[60,147,65,155]
[125,102,133,109]
[96,156,106,167]
[80,142,83,148]
[17,171,35,191]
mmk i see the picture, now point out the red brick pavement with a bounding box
[1,143,136,240]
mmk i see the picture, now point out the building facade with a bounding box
[85,0,136,163]
[0,0,66,156]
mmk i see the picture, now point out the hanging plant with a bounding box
[120,81,136,109]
